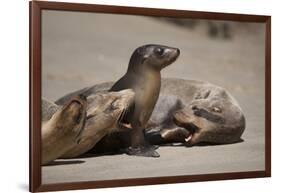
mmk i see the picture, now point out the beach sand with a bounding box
[41,10,265,184]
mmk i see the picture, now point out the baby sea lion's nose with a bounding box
[176,48,180,55]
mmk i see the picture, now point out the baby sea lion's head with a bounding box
[173,96,246,145]
[128,44,180,71]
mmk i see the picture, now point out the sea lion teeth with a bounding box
[120,123,132,129]
[185,135,193,142]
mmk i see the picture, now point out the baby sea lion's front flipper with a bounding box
[125,122,160,157]
[124,126,160,157]
[125,145,160,157]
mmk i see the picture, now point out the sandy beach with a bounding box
[41,10,265,184]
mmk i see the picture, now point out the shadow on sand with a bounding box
[45,160,85,166]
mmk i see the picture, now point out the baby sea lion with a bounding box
[41,95,87,165]
[109,44,180,157]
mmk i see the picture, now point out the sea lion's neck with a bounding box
[127,68,161,86]
[127,62,161,77]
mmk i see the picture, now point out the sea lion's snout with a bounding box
[160,46,180,68]
[167,47,180,61]
[86,90,134,120]
[176,48,180,56]
[173,110,191,127]
[170,47,180,57]
[172,109,202,145]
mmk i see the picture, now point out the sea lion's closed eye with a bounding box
[212,107,222,113]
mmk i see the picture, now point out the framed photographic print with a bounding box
[30,1,271,192]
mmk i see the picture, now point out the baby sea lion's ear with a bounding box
[135,47,149,64]
[140,54,149,64]
[137,47,148,56]
[136,46,144,54]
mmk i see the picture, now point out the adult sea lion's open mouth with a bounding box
[181,122,200,143]
[159,126,192,144]
[172,110,200,144]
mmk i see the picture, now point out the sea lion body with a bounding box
[41,90,134,164]
[109,44,180,157]
[111,64,161,131]
[61,89,135,158]
[145,78,245,146]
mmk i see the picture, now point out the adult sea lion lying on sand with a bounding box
[41,95,87,165]
[61,89,135,158]
[41,89,134,165]
[56,78,246,155]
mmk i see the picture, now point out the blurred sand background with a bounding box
[41,10,265,184]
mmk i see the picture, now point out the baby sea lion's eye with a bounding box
[155,47,164,56]
[212,107,222,113]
